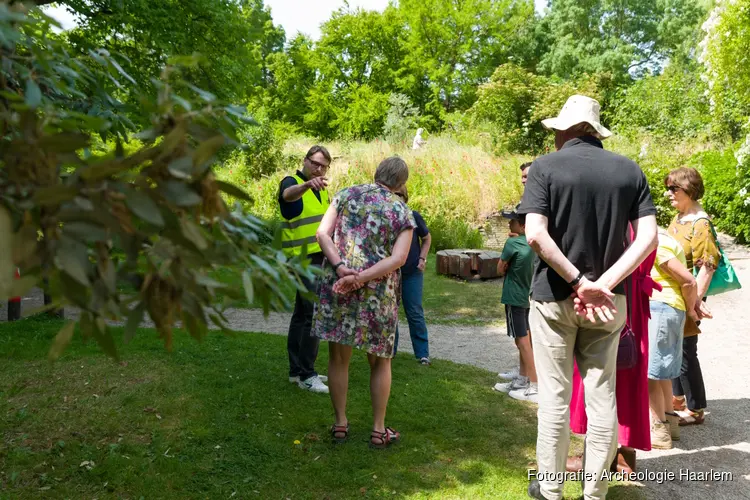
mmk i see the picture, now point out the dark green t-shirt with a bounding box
[500,235,534,308]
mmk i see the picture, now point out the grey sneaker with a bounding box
[418,357,431,366]
[298,375,329,394]
[493,376,529,393]
[509,383,538,403]
[498,367,520,380]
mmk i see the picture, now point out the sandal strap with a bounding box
[331,424,349,437]
[371,427,399,444]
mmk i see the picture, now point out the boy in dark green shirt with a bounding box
[493,209,537,403]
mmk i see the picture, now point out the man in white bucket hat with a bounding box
[518,95,658,500]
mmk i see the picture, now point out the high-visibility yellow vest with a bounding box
[280,174,329,257]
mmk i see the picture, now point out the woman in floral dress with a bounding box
[312,157,415,449]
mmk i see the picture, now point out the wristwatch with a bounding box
[333,262,344,271]
[568,272,585,288]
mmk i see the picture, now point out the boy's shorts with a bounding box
[505,304,530,338]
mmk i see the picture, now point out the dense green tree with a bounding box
[399,0,536,115]
[57,0,284,107]
[536,0,706,82]
[264,34,317,127]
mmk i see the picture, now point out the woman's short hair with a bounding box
[305,145,331,163]
[374,156,409,189]
[520,161,532,171]
[665,167,704,201]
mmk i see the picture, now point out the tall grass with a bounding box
[219,135,529,250]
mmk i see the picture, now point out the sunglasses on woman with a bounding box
[666,185,682,193]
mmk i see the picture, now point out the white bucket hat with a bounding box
[541,94,611,139]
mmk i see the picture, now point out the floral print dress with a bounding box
[312,184,416,358]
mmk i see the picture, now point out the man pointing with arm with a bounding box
[278,145,333,394]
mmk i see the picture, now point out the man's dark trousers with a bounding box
[287,254,323,380]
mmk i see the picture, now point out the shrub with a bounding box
[383,93,420,145]
[697,145,750,243]
[611,62,711,140]
[469,64,610,154]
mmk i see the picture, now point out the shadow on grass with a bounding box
[1,316,547,499]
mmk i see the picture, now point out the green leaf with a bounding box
[124,302,145,344]
[181,219,208,250]
[91,317,119,360]
[25,78,42,108]
[187,83,216,102]
[182,311,206,341]
[250,254,280,281]
[99,258,116,293]
[215,180,251,201]
[168,157,193,179]
[48,321,76,362]
[55,242,90,287]
[63,222,108,243]
[160,181,202,207]
[124,189,165,227]
[242,270,254,305]
[193,135,226,170]
[38,133,89,153]
[33,186,78,206]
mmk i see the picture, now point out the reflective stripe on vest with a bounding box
[280,174,329,257]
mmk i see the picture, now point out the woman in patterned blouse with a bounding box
[664,167,719,426]
[313,157,415,449]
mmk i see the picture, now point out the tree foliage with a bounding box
[59,0,285,111]
[536,0,706,82]
[0,3,311,358]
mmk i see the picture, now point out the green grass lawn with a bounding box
[214,257,506,326]
[0,317,642,499]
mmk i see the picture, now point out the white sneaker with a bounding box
[298,375,329,394]
[498,367,520,380]
[509,384,538,403]
[493,377,529,394]
[290,375,327,383]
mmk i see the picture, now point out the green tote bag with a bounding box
[692,218,742,296]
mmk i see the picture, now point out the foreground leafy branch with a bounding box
[0,2,314,359]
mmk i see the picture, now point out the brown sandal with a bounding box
[370,427,400,449]
[331,423,349,444]
[678,410,705,426]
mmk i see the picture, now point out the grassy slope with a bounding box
[0,317,642,499]
[219,135,529,250]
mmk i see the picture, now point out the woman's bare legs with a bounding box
[368,353,392,432]
[329,343,353,426]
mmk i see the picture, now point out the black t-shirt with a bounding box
[277,170,322,220]
[402,210,430,275]
[518,136,656,301]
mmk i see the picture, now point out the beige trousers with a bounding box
[530,296,627,500]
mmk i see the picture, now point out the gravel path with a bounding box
[2,234,749,498]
